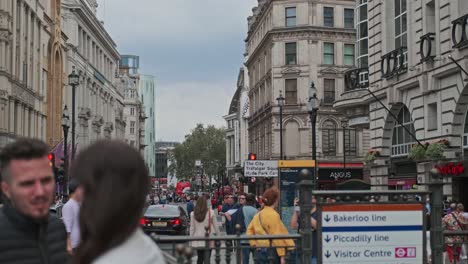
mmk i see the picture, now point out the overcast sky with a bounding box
[96,0,256,142]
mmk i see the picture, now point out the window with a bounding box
[324,7,334,27]
[285,79,297,104]
[427,103,437,130]
[130,121,135,134]
[130,107,135,115]
[391,106,416,156]
[323,43,334,65]
[285,7,296,27]
[285,42,297,65]
[344,9,354,28]
[130,90,135,98]
[344,44,355,66]
[395,0,408,65]
[323,79,335,103]
[322,120,337,156]
[344,129,357,156]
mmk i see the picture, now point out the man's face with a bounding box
[238,195,246,205]
[74,186,84,203]
[1,156,55,220]
[227,196,234,205]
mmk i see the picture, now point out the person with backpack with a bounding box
[246,188,294,264]
[239,194,258,264]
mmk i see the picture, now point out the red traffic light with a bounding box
[48,153,55,167]
[248,153,257,160]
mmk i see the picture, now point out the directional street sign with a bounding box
[320,204,424,264]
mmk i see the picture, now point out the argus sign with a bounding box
[320,204,424,264]
[435,163,464,176]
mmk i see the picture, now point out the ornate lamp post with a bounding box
[307,82,319,189]
[61,106,70,194]
[68,66,80,160]
[276,90,285,160]
[341,119,348,172]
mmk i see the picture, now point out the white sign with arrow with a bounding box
[320,204,424,264]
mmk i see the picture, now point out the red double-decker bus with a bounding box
[175,180,191,196]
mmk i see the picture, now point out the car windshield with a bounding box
[145,206,179,217]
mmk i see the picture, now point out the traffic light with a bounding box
[48,153,55,168]
[248,153,257,160]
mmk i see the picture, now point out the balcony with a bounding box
[452,14,468,49]
[391,142,413,157]
[344,67,369,91]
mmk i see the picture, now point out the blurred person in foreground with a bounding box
[0,138,68,263]
[62,178,84,254]
[70,140,165,264]
[247,187,294,264]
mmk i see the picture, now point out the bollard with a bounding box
[184,246,194,264]
[430,168,444,264]
[299,168,314,264]
[235,224,242,264]
[176,244,185,264]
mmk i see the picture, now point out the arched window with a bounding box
[322,120,337,156]
[391,106,415,156]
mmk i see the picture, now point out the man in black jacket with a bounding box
[0,138,68,264]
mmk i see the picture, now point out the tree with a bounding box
[168,124,226,183]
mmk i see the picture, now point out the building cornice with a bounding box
[62,1,119,59]
[246,26,355,66]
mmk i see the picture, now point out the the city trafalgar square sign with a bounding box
[244,160,278,177]
[320,204,424,264]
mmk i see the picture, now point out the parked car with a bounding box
[140,204,188,235]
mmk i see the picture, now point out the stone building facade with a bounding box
[0,0,54,148]
[61,0,124,152]
[245,0,368,189]
[336,0,468,205]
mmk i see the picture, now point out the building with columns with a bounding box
[244,0,368,190]
[224,67,250,191]
[0,0,53,148]
[61,0,125,152]
[336,0,468,205]
[119,55,146,153]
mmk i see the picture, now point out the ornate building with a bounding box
[244,0,367,189]
[336,0,468,205]
[0,0,53,148]
[119,55,146,153]
[47,0,66,146]
[61,0,125,151]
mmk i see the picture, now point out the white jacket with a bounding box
[93,228,166,264]
[189,209,219,248]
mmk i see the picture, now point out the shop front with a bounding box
[318,162,364,190]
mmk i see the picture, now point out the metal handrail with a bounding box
[152,233,301,242]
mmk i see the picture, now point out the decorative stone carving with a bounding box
[103,122,114,139]
[92,115,104,133]
[78,107,92,124]
[12,84,34,106]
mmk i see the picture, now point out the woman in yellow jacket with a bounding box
[246,187,295,264]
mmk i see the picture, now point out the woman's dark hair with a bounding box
[262,187,279,206]
[246,193,256,206]
[193,196,208,222]
[71,140,149,264]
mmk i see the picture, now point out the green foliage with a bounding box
[425,142,445,160]
[408,143,446,161]
[363,150,379,164]
[168,124,226,181]
[408,144,427,161]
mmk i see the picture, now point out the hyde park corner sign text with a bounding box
[244,160,278,177]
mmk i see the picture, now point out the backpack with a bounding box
[227,206,246,235]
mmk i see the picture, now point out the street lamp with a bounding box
[341,119,348,172]
[307,82,319,189]
[68,66,80,160]
[61,106,70,194]
[276,90,285,160]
